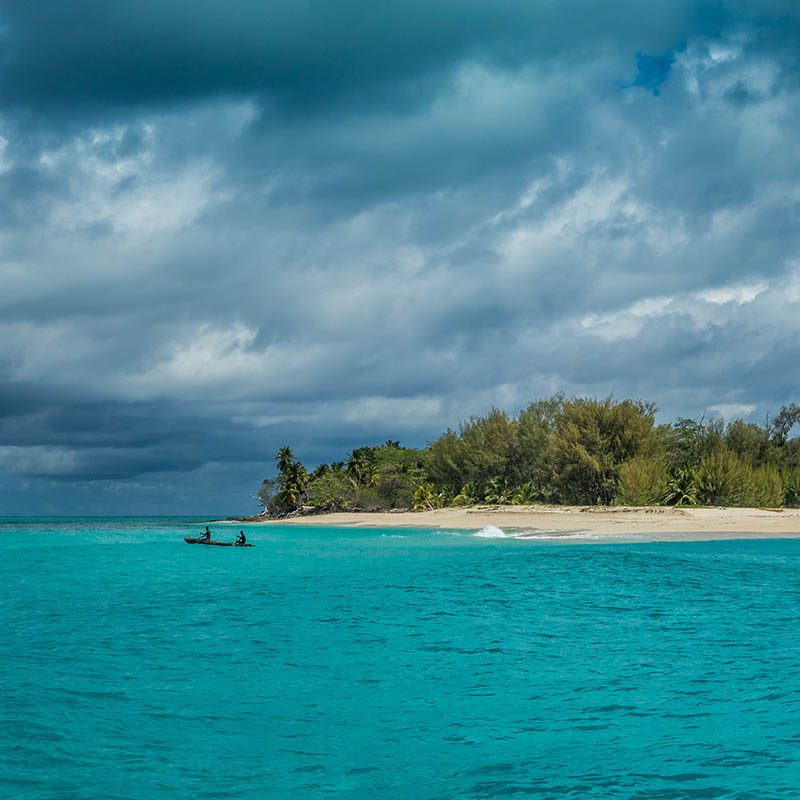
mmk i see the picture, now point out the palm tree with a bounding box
[270,446,309,514]
[512,482,538,505]
[346,448,376,486]
[452,482,479,506]
[275,446,296,474]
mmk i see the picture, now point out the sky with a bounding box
[1,1,799,515]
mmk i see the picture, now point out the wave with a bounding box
[473,526,610,540]
[474,525,512,538]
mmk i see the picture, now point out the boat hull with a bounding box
[184,537,253,547]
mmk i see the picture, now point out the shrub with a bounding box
[353,486,384,511]
[742,465,783,507]
[511,481,540,505]
[374,474,416,509]
[781,467,800,507]
[617,456,669,506]
[413,484,446,511]
[306,470,356,510]
[695,449,748,506]
[452,483,479,506]
[664,466,698,506]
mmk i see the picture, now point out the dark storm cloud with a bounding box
[0,1,702,113]
[1,1,800,513]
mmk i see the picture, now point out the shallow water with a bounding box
[1,518,799,799]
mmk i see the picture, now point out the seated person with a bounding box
[236,530,246,544]
[202,527,211,540]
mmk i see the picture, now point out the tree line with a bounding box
[257,396,800,515]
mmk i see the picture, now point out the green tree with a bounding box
[426,410,516,495]
[725,419,770,464]
[459,409,516,493]
[768,403,800,446]
[550,397,660,505]
[269,446,309,514]
[663,416,724,472]
[275,446,297,475]
[305,469,356,510]
[426,429,466,494]
[306,441,426,511]
[256,397,800,515]
[346,446,377,487]
[254,477,281,514]
[507,396,562,501]
[370,442,426,508]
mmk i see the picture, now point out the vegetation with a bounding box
[256,446,309,515]
[257,396,800,516]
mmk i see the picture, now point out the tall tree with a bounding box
[270,446,309,514]
[768,404,800,446]
[508,395,563,499]
[275,446,297,474]
[550,397,659,505]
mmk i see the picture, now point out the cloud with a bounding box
[1,2,799,512]
[709,403,758,420]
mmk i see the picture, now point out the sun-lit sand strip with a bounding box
[249,505,800,542]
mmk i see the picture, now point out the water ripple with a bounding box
[1,520,799,798]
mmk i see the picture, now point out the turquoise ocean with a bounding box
[1,517,799,799]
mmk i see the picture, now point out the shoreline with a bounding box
[232,505,800,542]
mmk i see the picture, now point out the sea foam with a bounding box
[474,525,510,538]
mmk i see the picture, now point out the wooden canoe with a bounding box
[184,537,254,547]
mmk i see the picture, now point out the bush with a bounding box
[742,465,783,507]
[353,486,384,511]
[781,467,800,507]
[452,483,479,506]
[695,449,748,505]
[664,467,698,506]
[306,470,356,510]
[373,474,416,509]
[617,456,668,505]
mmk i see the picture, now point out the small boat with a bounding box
[184,537,254,547]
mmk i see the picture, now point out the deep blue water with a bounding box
[1,518,799,799]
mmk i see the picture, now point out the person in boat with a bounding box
[201,527,211,541]
[236,530,246,544]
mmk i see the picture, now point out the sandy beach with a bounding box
[250,505,800,542]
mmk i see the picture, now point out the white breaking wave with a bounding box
[473,526,600,540]
[474,525,511,538]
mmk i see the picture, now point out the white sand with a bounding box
[251,505,800,542]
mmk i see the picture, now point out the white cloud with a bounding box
[345,395,443,427]
[45,131,218,237]
[3,12,800,512]
[695,281,767,305]
[709,403,757,420]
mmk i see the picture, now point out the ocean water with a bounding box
[1,518,799,799]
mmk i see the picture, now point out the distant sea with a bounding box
[2,517,798,799]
